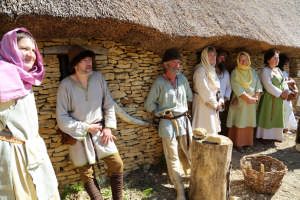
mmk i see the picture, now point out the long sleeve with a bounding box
[56,81,89,140]
[100,74,117,129]
[260,68,282,97]
[144,79,159,113]
[282,73,289,91]
[183,75,193,102]
[224,71,232,99]
[254,71,263,93]
[230,70,246,97]
[193,67,218,108]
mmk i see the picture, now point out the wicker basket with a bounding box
[240,155,287,194]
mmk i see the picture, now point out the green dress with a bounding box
[258,70,285,128]
[226,68,262,128]
[256,67,288,141]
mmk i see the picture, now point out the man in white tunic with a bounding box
[216,50,232,135]
[145,48,193,200]
[56,46,123,200]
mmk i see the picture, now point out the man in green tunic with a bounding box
[145,48,193,200]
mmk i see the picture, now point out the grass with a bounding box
[61,180,149,200]
[61,182,84,200]
[60,161,167,200]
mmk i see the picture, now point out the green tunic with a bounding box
[144,73,193,138]
[227,68,262,128]
[257,68,286,128]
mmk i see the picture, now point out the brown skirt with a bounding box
[228,127,253,147]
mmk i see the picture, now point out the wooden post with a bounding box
[189,135,233,200]
[296,118,300,152]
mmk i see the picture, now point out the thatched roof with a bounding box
[1,0,300,55]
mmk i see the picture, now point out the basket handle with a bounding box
[245,161,252,171]
[260,163,265,173]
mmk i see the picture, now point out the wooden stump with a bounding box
[189,135,233,200]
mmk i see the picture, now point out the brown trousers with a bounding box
[79,153,123,183]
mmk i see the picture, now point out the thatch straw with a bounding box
[1,0,299,54]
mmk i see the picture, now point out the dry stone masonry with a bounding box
[33,38,300,188]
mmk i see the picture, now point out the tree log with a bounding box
[189,135,232,200]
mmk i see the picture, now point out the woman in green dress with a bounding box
[226,52,262,149]
[256,49,289,142]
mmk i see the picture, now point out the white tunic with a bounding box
[218,70,232,102]
[192,66,221,134]
[56,71,118,167]
[282,71,297,130]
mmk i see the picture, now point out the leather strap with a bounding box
[88,120,104,187]
[0,134,24,144]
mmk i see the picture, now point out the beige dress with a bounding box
[0,92,60,200]
[192,66,221,134]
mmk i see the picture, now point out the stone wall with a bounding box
[34,38,172,188]
[33,38,300,189]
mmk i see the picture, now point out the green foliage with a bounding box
[101,187,112,199]
[142,188,154,198]
[61,182,84,200]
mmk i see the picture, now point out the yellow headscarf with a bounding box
[197,46,220,90]
[234,51,253,89]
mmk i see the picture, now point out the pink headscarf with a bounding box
[0,27,44,102]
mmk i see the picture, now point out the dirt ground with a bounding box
[65,132,300,200]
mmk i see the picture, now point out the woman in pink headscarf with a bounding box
[0,28,60,200]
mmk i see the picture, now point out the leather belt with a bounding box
[159,112,188,120]
[0,135,24,144]
[158,112,191,149]
[0,127,25,144]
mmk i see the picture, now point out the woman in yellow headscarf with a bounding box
[226,52,262,151]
